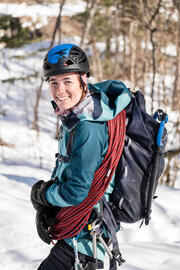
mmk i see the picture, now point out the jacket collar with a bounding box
[51,80,132,131]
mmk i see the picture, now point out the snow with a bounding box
[0,164,180,269]
[0,1,86,19]
[0,1,180,269]
[161,44,177,57]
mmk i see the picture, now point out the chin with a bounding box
[56,102,69,110]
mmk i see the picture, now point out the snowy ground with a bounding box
[0,161,180,270]
[0,0,86,21]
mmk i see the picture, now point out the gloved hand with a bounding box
[36,205,60,244]
[31,180,54,210]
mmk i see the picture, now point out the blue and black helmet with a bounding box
[43,44,90,79]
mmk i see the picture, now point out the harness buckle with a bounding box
[112,250,126,266]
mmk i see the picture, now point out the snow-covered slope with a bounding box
[0,1,86,20]
[0,171,180,270]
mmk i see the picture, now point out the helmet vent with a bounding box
[45,63,51,70]
[65,59,74,66]
[79,57,86,63]
[71,47,80,54]
[71,52,79,55]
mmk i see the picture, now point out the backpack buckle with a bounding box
[56,153,70,163]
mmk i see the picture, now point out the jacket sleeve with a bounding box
[45,121,108,207]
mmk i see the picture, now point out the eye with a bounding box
[64,80,72,85]
[50,81,57,87]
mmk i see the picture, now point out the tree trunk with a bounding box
[172,1,180,111]
[32,0,66,134]
[80,0,99,48]
[91,33,103,81]
[50,0,66,49]
[150,28,157,114]
[138,0,162,112]
[122,31,127,70]
[130,21,138,89]
[32,77,44,132]
[142,29,149,94]
[23,87,30,128]
[113,1,121,78]
[162,146,180,186]
[158,31,168,108]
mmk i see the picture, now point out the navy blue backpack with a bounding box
[109,90,168,225]
[99,90,168,269]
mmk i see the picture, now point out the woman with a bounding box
[31,44,132,270]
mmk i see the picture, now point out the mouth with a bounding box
[56,96,70,102]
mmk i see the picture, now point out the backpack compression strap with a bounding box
[49,110,126,240]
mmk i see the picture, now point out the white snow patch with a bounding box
[0,1,86,19]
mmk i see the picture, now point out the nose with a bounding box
[56,81,65,95]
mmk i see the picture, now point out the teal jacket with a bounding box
[46,80,131,260]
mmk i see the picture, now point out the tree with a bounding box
[135,0,163,113]
[32,0,66,132]
[172,0,180,112]
[80,0,100,47]
[50,0,66,48]
[32,77,43,132]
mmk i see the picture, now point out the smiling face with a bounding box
[49,73,84,110]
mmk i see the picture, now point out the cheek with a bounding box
[49,88,55,98]
[74,92,82,103]
[75,88,83,100]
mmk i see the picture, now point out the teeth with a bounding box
[57,97,70,101]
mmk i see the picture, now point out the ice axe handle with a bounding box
[145,110,168,225]
[153,110,168,146]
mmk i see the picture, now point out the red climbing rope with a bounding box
[50,110,126,240]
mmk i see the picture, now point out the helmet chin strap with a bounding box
[77,73,88,103]
[78,73,87,92]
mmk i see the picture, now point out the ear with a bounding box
[79,73,87,90]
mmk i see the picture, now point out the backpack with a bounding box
[108,90,168,226]
[98,90,168,269]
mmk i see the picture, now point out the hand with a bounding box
[36,206,60,244]
[31,180,54,210]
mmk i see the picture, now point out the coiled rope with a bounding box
[50,110,126,240]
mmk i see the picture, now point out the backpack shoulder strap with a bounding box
[67,127,76,157]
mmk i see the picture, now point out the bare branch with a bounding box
[165,148,180,159]
[50,0,66,49]
[149,0,162,26]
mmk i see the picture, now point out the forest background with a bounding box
[0,0,180,187]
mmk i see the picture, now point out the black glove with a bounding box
[36,205,60,244]
[31,180,54,210]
